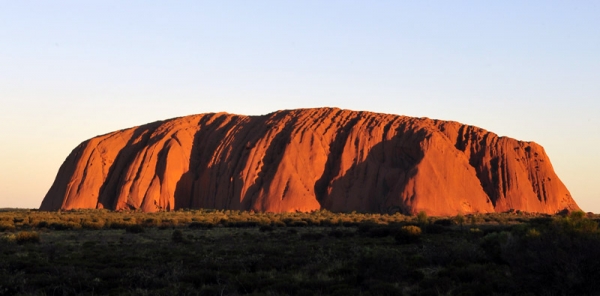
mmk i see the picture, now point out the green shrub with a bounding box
[425,223,449,234]
[366,226,392,238]
[300,232,324,241]
[1,233,16,243]
[107,221,131,229]
[272,220,286,227]
[302,218,321,226]
[417,211,428,226]
[15,231,40,244]
[455,213,465,228]
[363,280,403,295]
[287,220,308,227]
[395,225,421,244]
[526,228,541,238]
[0,221,15,232]
[143,218,157,226]
[328,229,355,238]
[403,225,422,235]
[529,216,553,227]
[469,227,484,238]
[502,225,600,295]
[227,221,259,228]
[36,221,49,228]
[567,211,598,233]
[319,219,337,227]
[553,210,599,234]
[171,229,184,243]
[433,218,454,226]
[357,222,380,234]
[188,221,214,229]
[468,215,478,225]
[82,220,105,230]
[259,225,274,232]
[341,220,360,227]
[50,221,80,230]
[125,224,144,234]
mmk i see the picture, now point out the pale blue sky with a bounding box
[1,1,599,211]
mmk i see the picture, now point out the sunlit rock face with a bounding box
[40,108,579,215]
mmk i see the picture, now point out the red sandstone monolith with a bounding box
[40,108,579,215]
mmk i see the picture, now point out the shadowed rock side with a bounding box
[40,108,580,215]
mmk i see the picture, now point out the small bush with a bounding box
[553,210,599,234]
[425,223,449,234]
[107,221,131,229]
[36,221,49,228]
[15,231,40,244]
[469,227,484,238]
[0,221,15,232]
[319,219,337,227]
[402,225,422,235]
[227,221,259,228]
[341,221,360,227]
[1,233,16,243]
[480,231,510,264]
[50,221,80,230]
[366,226,392,238]
[328,229,355,238]
[288,220,308,227]
[171,229,183,243]
[567,211,598,233]
[526,228,541,238]
[125,224,144,234]
[259,225,274,232]
[529,217,553,227]
[395,225,421,244]
[417,211,428,226]
[455,214,466,228]
[272,220,286,227]
[143,218,157,226]
[172,229,184,243]
[300,232,324,241]
[433,218,454,226]
[188,221,214,229]
[357,222,377,234]
[82,221,105,230]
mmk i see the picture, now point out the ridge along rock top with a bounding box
[40,108,580,216]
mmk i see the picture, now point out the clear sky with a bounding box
[1,1,599,212]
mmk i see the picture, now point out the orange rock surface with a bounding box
[40,108,580,215]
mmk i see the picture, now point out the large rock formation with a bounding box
[40,108,579,215]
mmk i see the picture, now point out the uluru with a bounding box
[40,108,579,216]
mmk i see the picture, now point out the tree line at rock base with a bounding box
[1,209,599,295]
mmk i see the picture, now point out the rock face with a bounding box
[40,108,579,215]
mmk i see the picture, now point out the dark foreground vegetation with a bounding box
[1,209,599,295]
